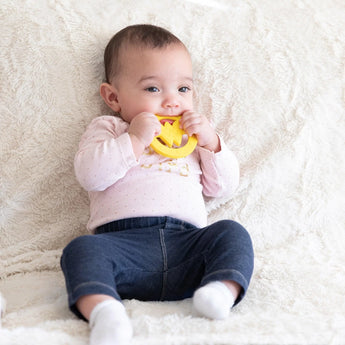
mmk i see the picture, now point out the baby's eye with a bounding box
[179,86,191,93]
[146,87,159,92]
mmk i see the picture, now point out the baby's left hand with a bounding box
[180,111,220,152]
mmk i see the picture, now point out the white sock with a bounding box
[193,281,235,320]
[89,299,133,345]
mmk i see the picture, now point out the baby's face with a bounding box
[112,44,194,123]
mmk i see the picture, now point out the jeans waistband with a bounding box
[95,216,196,234]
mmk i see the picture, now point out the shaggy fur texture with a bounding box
[1,0,345,344]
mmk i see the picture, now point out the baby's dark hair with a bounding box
[104,24,184,83]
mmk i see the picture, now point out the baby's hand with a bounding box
[128,112,161,157]
[180,111,220,152]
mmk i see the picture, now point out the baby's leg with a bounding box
[192,220,254,319]
[61,235,134,345]
[77,294,132,345]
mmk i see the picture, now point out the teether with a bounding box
[150,115,197,159]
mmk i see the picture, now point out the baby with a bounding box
[61,24,254,345]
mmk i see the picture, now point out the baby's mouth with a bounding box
[160,119,175,125]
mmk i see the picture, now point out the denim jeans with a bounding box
[60,217,254,319]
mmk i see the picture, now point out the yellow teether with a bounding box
[150,115,197,159]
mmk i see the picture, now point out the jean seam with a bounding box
[159,228,168,300]
[202,269,249,287]
[73,281,118,295]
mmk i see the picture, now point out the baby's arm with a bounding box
[199,139,240,198]
[180,110,239,198]
[74,116,138,191]
[179,110,220,152]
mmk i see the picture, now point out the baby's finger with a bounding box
[179,110,195,127]
[182,118,202,135]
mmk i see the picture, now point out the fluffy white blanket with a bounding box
[1,0,345,344]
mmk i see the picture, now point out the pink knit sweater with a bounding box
[74,116,240,231]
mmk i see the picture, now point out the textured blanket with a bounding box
[1,0,345,344]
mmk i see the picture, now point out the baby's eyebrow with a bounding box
[137,75,194,84]
[138,76,157,83]
[183,78,194,86]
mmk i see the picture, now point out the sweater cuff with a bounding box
[198,135,227,161]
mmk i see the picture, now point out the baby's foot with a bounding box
[89,299,133,345]
[193,281,235,320]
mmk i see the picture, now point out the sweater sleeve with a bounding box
[198,136,240,198]
[74,116,138,192]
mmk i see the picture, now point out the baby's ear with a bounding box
[100,83,121,112]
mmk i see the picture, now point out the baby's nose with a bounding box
[162,96,179,109]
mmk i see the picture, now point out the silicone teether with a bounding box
[150,115,197,159]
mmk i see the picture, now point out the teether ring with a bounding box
[150,115,197,158]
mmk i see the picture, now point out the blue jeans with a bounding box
[60,217,254,319]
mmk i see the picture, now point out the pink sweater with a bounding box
[74,116,240,231]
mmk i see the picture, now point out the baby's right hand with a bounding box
[128,112,161,156]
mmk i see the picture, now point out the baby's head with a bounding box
[100,24,194,122]
[104,24,185,84]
